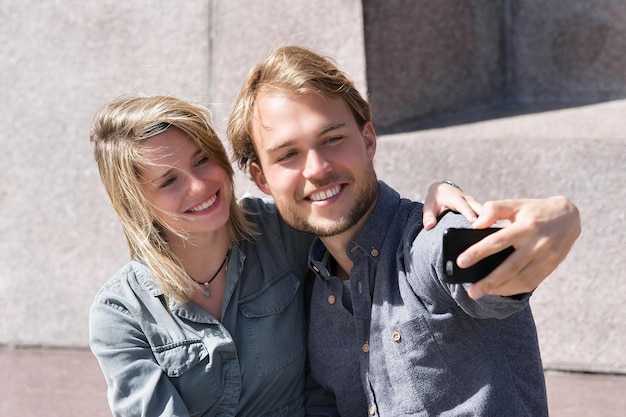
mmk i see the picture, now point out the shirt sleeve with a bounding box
[89,294,192,417]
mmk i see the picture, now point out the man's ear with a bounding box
[249,162,272,196]
[362,122,377,160]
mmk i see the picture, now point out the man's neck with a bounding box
[319,196,377,280]
[320,234,353,280]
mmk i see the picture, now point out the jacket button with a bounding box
[327,295,336,304]
[369,404,377,415]
[362,342,370,353]
[370,249,379,257]
[392,331,401,342]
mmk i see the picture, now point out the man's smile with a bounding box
[307,184,342,202]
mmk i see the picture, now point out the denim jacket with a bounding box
[89,197,314,417]
[306,182,547,416]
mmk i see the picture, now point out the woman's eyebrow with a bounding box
[144,147,205,185]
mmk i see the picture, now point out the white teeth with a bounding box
[189,195,217,212]
[309,185,341,202]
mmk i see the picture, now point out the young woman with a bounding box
[88,95,478,416]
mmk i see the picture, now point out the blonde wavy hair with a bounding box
[227,45,372,172]
[90,95,255,304]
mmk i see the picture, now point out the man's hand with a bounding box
[456,196,581,299]
[423,181,482,229]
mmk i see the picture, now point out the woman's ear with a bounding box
[249,162,272,196]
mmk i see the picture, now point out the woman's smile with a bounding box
[186,192,218,213]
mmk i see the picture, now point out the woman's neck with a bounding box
[171,228,232,320]
[167,228,232,282]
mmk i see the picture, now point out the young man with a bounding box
[228,46,580,416]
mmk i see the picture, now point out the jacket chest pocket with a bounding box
[239,270,305,378]
[153,340,220,416]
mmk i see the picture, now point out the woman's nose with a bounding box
[186,174,206,195]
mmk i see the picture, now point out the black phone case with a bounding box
[442,228,515,284]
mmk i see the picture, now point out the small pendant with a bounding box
[203,287,211,297]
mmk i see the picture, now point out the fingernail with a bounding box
[457,254,469,268]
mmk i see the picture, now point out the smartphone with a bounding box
[442,227,515,284]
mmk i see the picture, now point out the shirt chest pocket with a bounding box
[239,269,305,379]
[153,340,220,416]
[379,316,449,414]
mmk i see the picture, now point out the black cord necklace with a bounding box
[193,246,231,298]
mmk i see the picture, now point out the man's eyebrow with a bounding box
[318,122,346,137]
[265,123,347,154]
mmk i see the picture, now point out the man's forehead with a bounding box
[249,92,297,147]
[250,90,356,153]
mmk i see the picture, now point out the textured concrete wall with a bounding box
[363,0,505,131]
[510,0,626,103]
[364,0,626,131]
[1,0,624,376]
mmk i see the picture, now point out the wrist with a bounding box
[441,179,463,192]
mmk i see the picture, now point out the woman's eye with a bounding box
[195,156,209,167]
[160,177,176,188]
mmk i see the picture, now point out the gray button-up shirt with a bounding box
[306,182,547,416]
[90,197,314,417]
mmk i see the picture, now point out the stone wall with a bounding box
[0,0,623,374]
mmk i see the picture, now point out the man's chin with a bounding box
[294,217,353,237]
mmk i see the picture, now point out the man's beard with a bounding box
[285,167,379,237]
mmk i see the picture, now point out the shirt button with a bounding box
[357,281,363,294]
[327,295,336,304]
[370,249,379,257]
[369,404,377,415]
[362,342,370,353]
[392,331,401,342]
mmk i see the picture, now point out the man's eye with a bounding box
[327,136,343,144]
[277,151,296,163]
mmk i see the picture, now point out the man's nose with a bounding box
[302,150,332,179]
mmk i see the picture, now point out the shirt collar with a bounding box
[132,258,164,297]
[132,256,222,323]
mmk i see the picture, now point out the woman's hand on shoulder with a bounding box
[422,181,482,229]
